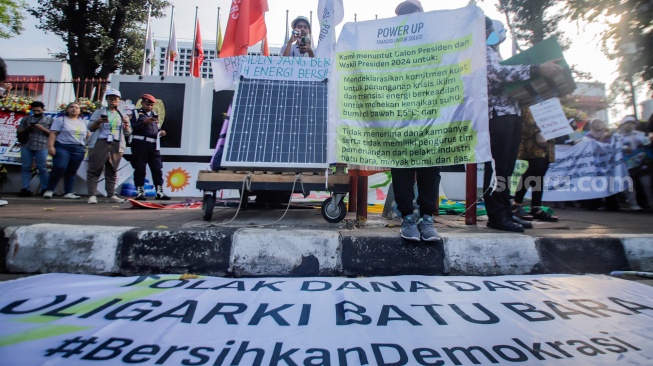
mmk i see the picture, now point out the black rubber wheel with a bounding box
[321,197,347,223]
[203,194,215,221]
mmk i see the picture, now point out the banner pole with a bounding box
[465,164,477,225]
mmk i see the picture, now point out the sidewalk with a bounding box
[1,195,652,277]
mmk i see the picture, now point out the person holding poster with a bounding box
[390,0,442,243]
[512,110,558,222]
[281,16,315,58]
[484,17,564,232]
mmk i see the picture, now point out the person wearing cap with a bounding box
[129,93,170,201]
[483,17,565,232]
[395,0,423,15]
[388,0,441,243]
[618,115,653,209]
[281,16,314,57]
[86,88,132,204]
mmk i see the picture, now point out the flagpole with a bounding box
[285,10,289,43]
[216,7,221,57]
[141,4,153,75]
[309,10,315,47]
[165,6,175,76]
[191,6,199,77]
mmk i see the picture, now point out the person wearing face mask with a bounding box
[281,16,315,57]
[16,101,52,197]
[484,17,565,232]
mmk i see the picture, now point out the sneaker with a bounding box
[134,187,147,201]
[417,215,442,242]
[155,185,171,200]
[88,196,97,204]
[63,193,81,199]
[108,195,125,203]
[42,190,53,199]
[400,215,421,242]
[629,204,643,212]
[17,188,32,197]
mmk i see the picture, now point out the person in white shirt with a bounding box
[618,115,653,209]
[281,16,314,58]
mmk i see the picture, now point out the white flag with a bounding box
[143,16,155,75]
[314,0,344,58]
[165,19,178,76]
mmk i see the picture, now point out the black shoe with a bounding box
[17,189,32,197]
[487,219,525,233]
[510,215,533,229]
[134,193,147,201]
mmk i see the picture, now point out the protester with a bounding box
[42,103,88,199]
[582,118,641,211]
[484,17,564,232]
[129,93,170,201]
[511,110,558,222]
[618,115,653,209]
[386,0,441,242]
[86,89,131,204]
[281,16,315,57]
[16,101,52,196]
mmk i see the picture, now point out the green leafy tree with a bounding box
[29,0,170,81]
[566,0,652,118]
[492,0,569,51]
[0,0,26,38]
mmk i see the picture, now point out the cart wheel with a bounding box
[203,194,215,221]
[321,197,347,223]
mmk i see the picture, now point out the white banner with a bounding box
[477,139,630,202]
[542,139,630,201]
[314,0,345,58]
[329,5,491,167]
[1,274,652,365]
[212,56,331,91]
[529,98,574,141]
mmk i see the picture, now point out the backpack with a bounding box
[16,128,30,144]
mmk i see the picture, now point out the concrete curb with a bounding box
[2,224,653,276]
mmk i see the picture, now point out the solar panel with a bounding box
[222,77,329,169]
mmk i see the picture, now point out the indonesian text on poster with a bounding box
[330,6,491,167]
[212,56,331,91]
[1,274,652,365]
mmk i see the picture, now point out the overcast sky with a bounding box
[3,0,636,118]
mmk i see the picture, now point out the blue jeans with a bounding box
[20,147,49,192]
[47,142,86,194]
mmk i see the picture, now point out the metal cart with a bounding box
[196,170,351,223]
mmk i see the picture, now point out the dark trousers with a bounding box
[483,113,523,223]
[130,140,164,187]
[391,166,441,217]
[514,157,550,207]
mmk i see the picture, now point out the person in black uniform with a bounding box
[130,93,170,200]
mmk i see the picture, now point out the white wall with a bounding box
[4,59,76,109]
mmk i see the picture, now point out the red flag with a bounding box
[221,0,268,57]
[192,18,204,77]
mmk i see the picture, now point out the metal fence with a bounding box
[5,77,109,109]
